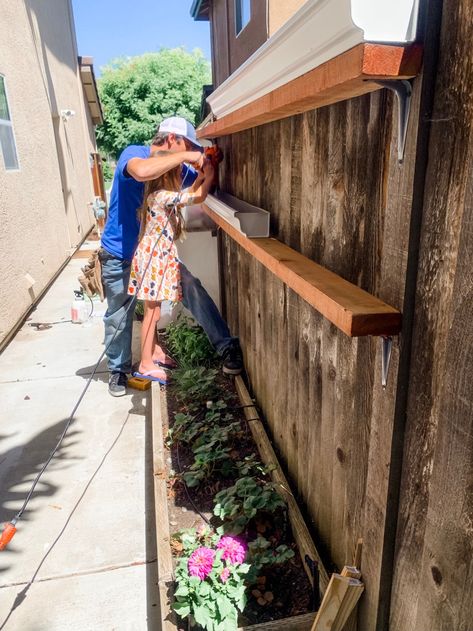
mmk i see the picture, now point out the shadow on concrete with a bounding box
[0,420,80,583]
[75,359,109,384]
[0,413,131,631]
[74,364,160,629]
[75,361,151,418]
[0,420,80,527]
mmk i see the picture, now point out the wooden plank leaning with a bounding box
[310,574,364,631]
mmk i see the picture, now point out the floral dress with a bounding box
[128,189,192,302]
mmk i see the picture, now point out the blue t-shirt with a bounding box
[101,145,198,261]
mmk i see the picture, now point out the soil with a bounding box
[159,349,314,628]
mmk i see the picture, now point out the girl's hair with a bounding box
[137,150,185,241]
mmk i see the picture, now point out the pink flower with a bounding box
[220,567,231,583]
[188,547,215,580]
[217,536,247,565]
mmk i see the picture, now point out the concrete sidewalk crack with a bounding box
[0,370,109,385]
[0,557,157,589]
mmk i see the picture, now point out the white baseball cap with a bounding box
[158,116,203,149]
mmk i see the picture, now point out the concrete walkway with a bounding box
[0,242,159,630]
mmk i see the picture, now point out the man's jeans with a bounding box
[101,251,238,374]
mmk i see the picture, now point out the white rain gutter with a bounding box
[204,192,270,237]
[207,0,420,119]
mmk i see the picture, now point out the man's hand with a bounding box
[187,151,205,170]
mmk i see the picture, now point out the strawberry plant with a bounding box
[166,316,217,368]
[172,367,222,404]
[213,477,286,534]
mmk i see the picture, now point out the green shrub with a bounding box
[166,316,216,369]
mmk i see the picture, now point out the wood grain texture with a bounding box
[213,0,473,629]
[311,574,364,631]
[216,75,417,630]
[203,204,402,337]
[390,0,473,628]
[240,613,315,631]
[197,44,423,139]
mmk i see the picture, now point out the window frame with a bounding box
[0,74,20,172]
[235,0,251,36]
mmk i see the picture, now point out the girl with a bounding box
[128,152,214,383]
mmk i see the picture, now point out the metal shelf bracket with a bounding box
[381,336,394,389]
[376,79,413,163]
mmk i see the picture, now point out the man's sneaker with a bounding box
[222,345,243,375]
[108,371,128,397]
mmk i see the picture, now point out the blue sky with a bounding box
[71,0,211,74]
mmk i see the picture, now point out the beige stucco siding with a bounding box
[268,0,308,36]
[0,0,96,344]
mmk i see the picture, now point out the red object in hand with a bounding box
[0,522,17,551]
[205,145,223,165]
[204,145,223,192]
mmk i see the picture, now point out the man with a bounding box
[100,116,242,396]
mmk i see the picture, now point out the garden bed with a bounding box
[153,380,320,630]
[150,320,328,630]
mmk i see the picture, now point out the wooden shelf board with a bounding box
[203,203,402,337]
[197,43,422,139]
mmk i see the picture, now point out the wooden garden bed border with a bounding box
[151,381,320,630]
[203,202,401,337]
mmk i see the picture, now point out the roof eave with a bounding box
[190,0,210,21]
[78,56,104,126]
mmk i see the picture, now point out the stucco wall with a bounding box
[268,0,307,36]
[0,0,95,345]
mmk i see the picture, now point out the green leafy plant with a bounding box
[172,367,221,404]
[166,411,200,447]
[173,529,249,631]
[134,299,144,320]
[245,536,295,584]
[166,316,217,369]
[182,421,243,487]
[235,455,276,478]
[167,401,233,447]
[101,154,115,182]
[213,477,286,535]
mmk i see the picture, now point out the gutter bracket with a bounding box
[375,79,413,163]
[380,336,394,389]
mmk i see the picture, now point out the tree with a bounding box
[97,48,211,159]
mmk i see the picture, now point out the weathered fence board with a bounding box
[218,78,419,631]
[390,0,473,628]
[212,3,473,628]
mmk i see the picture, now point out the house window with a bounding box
[0,75,19,170]
[235,0,251,35]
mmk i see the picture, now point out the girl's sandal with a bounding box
[132,369,170,386]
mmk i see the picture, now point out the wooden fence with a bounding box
[213,0,473,628]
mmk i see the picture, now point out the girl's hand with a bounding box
[202,158,214,179]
